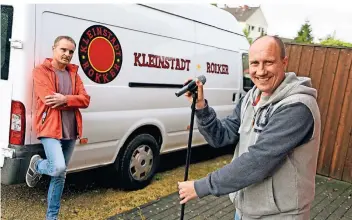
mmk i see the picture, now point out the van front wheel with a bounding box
[119,134,160,190]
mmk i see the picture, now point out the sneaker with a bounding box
[25,155,42,187]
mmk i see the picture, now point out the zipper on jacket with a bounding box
[73,72,79,138]
[74,73,77,94]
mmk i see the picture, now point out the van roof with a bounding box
[140,4,244,36]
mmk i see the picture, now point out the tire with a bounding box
[118,134,160,190]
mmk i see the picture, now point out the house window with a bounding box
[258,27,261,32]
[261,29,265,36]
[251,26,254,31]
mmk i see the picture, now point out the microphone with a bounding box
[175,75,206,97]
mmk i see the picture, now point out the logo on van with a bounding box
[78,25,123,84]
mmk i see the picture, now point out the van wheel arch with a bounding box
[113,125,163,189]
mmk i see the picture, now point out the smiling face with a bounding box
[52,38,76,66]
[248,36,288,96]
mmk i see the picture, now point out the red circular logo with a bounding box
[79,25,123,84]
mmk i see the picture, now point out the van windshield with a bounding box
[1,5,13,80]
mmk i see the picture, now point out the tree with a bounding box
[294,20,314,44]
[320,39,352,47]
[243,28,252,44]
[319,32,352,47]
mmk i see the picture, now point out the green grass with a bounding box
[1,154,232,220]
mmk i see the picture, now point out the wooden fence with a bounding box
[285,43,352,183]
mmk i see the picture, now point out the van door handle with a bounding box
[232,93,237,102]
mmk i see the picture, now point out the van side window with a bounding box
[242,53,254,92]
[1,5,14,80]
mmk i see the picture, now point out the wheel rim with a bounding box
[129,145,154,181]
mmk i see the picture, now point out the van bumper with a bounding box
[1,144,45,185]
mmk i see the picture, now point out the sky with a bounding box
[215,0,352,43]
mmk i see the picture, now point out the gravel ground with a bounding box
[1,145,233,220]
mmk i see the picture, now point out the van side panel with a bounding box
[34,4,201,171]
[190,22,243,146]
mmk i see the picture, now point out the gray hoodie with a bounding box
[194,72,321,219]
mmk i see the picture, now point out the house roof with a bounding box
[278,37,295,43]
[222,5,259,22]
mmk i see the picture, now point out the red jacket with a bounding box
[33,58,90,140]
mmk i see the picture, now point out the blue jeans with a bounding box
[36,138,76,220]
[235,212,241,220]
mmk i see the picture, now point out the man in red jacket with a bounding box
[26,35,90,220]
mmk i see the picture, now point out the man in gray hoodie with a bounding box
[178,35,321,220]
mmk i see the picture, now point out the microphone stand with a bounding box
[180,90,198,220]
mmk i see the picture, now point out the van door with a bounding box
[0,4,14,167]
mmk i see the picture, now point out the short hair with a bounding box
[53,36,76,48]
[252,35,286,59]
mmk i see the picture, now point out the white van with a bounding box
[0,3,251,189]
